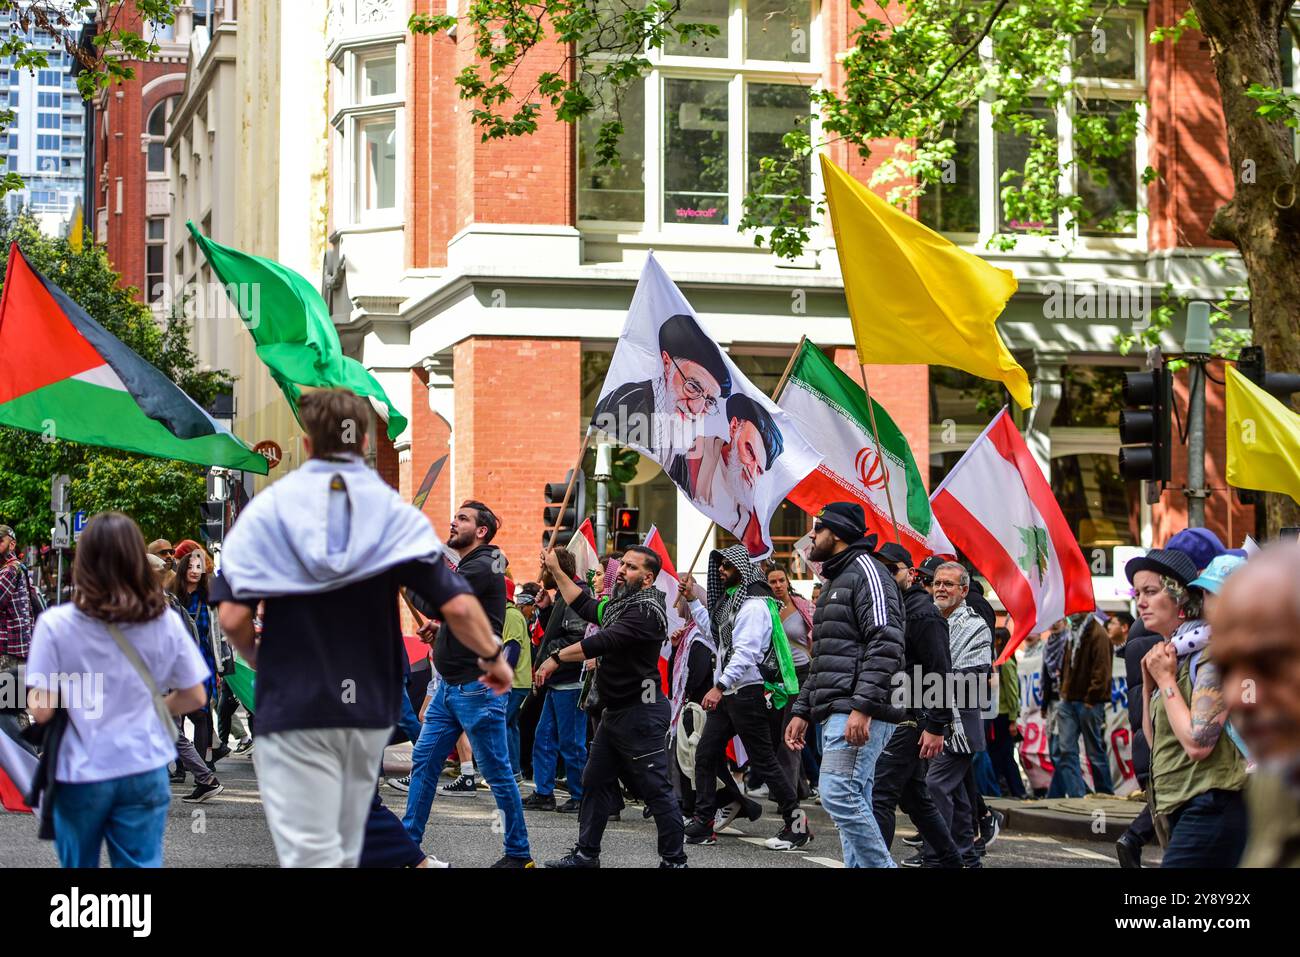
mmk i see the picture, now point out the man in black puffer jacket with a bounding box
[785,502,905,868]
[869,542,962,867]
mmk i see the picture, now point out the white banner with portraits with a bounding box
[591,254,822,559]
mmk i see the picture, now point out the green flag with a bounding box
[188,223,408,439]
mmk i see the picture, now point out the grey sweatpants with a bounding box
[253,726,391,867]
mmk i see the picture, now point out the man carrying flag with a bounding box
[680,545,806,851]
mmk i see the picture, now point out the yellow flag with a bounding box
[1226,364,1300,504]
[67,196,84,254]
[819,155,1032,408]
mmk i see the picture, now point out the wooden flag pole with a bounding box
[858,362,904,545]
[541,430,594,571]
[682,337,807,574]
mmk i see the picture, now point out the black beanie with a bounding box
[817,502,866,543]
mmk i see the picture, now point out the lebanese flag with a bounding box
[930,409,1093,663]
[644,525,685,692]
[0,732,36,814]
[0,244,268,473]
[565,518,601,591]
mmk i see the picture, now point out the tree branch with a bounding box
[879,0,1011,118]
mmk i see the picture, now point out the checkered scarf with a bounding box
[600,579,668,634]
[706,544,765,657]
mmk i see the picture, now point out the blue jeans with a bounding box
[505,687,531,776]
[401,681,529,859]
[818,714,897,868]
[532,686,587,799]
[397,687,423,746]
[1161,788,1247,868]
[52,766,171,868]
[1048,700,1114,797]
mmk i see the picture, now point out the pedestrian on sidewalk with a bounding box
[215,390,509,868]
[1047,613,1115,798]
[402,499,533,867]
[785,503,905,868]
[25,512,211,867]
[539,544,688,868]
[1211,544,1300,867]
[870,542,962,867]
[1128,548,1248,868]
[923,561,993,868]
[523,548,590,813]
[680,545,805,850]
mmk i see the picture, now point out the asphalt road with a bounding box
[0,748,1134,868]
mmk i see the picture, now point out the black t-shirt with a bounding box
[210,559,470,736]
[423,544,506,686]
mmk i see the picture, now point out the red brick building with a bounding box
[82,4,227,304]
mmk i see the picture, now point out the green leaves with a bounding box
[1245,83,1300,129]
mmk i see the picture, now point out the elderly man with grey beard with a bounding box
[917,561,992,869]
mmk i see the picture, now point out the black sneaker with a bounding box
[683,817,717,845]
[659,859,689,868]
[979,809,1003,849]
[556,798,581,814]
[901,853,925,868]
[545,848,599,869]
[233,737,254,755]
[209,744,231,765]
[902,833,924,848]
[169,769,186,784]
[764,815,813,851]
[521,791,556,811]
[182,781,224,803]
[440,774,478,796]
[386,775,411,792]
[490,854,536,868]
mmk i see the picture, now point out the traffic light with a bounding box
[1118,366,1172,484]
[612,506,640,552]
[543,469,586,547]
[199,501,226,546]
[1235,346,1300,408]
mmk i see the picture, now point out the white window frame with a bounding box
[577,0,823,248]
[934,9,1147,254]
[331,39,405,228]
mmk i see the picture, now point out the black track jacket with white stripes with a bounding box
[791,538,906,724]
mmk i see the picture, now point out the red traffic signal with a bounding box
[613,506,639,533]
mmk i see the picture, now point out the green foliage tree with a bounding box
[0,211,231,546]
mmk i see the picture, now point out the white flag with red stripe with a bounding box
[644,525,686,660]
[930,408,1093,662]
[565,517,601,591]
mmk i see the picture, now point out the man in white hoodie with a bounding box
[213,389,510,868]
[681,544,807,850]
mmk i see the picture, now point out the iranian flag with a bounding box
[930,408,1094,661]
[779,339,952,563]
[0,244,268,474]
[565,517,601,590]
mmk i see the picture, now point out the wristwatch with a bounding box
[714,681,727,693]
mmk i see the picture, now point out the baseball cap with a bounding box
[1189,554,1247,595]
[917,555,946,581]
[0,525,15,542]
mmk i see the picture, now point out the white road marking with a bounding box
[1061,845,1112,862]
[806,856,844,868]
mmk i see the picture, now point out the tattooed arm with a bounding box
[1153,655,1228,762]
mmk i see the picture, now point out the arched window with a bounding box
[146,96,178,173]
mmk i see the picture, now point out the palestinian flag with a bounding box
[0,244,268,474]
[778,339,951,563]
[189,223,408,440]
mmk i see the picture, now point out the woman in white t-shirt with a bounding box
[26,512,210,868]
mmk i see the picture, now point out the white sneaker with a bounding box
[745,782,770,799]
[714,801,743,832]
[420,855,451,869]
